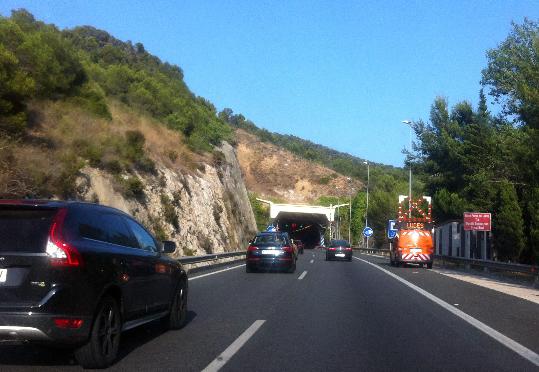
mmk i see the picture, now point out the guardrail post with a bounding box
[483,266,489,274]
[534,273,539,289]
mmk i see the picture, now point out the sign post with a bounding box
[363,227,373,248]
[463,212,491,231]
[387,220,397,239]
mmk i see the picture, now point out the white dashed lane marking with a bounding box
[202,320,266,372]
[190,264,245,281]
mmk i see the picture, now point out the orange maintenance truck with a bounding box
[389,195,434,269]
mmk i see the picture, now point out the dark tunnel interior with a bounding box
[275,212,327,249]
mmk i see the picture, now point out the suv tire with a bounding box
[74,296,121,369]
[162,280,187,330]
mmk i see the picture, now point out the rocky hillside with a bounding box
[236,129,363,203]
[77,144,256,258]
[3,100,257,258]
[73,104,257,258]
[0,11,258,257]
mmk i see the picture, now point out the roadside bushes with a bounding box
[161,194,179,229]
[0,139,83,198]
[0,10,106,137]
[76,129,155,176]
[2,10,232,155]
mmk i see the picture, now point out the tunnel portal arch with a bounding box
[256,199,348,248]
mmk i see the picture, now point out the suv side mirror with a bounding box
[161,241,176,254]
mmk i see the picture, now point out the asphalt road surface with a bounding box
[1,250,538,371]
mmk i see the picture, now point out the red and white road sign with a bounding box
[463,212,491,231]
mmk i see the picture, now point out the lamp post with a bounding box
[363,161,369,247]
[402,120,413,217]
[347,177,352,244]
[333,203,349,241]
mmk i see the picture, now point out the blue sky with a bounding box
[1,1,537,167]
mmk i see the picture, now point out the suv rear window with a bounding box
[0,208,56,253]
[253,234,286,245]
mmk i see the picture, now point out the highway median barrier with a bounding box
[178,251,246,274]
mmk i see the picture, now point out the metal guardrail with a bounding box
[353,247,390,256]
[178,251,245,265]
[435,255,539,285]
[178,249,538,287]
[352,247,538,287]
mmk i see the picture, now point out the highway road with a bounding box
[1,250,538,371]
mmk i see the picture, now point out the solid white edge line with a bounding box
[353,256,539,367]
[202,320,266,372]
[298,270,308,280]
[189,264,245,281]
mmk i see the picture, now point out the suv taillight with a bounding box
[247,245,258,252]
[46,208,82,267]
[282,246,293,253]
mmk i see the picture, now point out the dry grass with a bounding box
[107,101,207,172]
[0,99,208,198]
[235,129,363,203]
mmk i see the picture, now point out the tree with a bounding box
[0,44,35,136]
[351,192,366,245]
[482,19,539,129]
[492,181,525,261]
[522,188,539,264]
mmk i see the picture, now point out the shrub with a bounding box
[116,175,144,200]
[318,176,331,185]
[166,150,178,162]
[160,194,179,229]
[148,215,167,241]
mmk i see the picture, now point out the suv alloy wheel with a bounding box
[74,296,122,369]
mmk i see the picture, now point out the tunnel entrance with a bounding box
[275,212,327,249]
[256,199,342,247]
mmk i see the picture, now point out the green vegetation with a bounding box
[64,24,233,152]
[409,19,539,263]
[161,194,179,229]
[219,108,406,184]
[0,10,89,137]
[0,9,233,198]
[147,214,167,242]
[249,193,270,231]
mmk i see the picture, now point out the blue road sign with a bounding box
[363,227,373,238]
[387,220,398,239]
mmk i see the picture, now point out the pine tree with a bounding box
[493,181,525,261]
[522,188,539,264]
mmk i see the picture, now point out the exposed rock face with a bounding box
[235,129,363,203]
[77,142,257,258]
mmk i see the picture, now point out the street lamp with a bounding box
[363,161,369,247]
[332,203,349,240]
[347,177,352,244]
[402,120,413,217]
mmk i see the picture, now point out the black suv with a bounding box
[246,232,297,273]
[0,200,188,368]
